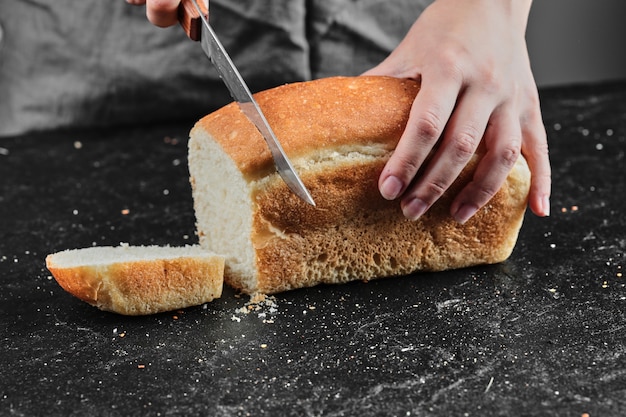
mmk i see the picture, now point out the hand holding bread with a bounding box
[365,0,551,222]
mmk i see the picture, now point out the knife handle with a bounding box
[178,0,208,41]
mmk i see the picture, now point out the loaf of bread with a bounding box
[188,76,531,295]
[45,245,224,315]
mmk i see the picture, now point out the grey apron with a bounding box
[0,0,432,136]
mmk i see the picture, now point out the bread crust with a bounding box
[248,154,529,294]
[190,76,530,294]
[196,76,419,179]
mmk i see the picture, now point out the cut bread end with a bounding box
[46,245,224,315]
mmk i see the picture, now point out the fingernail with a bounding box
[380,176,403,200]
[403,198,428,221]
[542,196,551,217]
[454,204,478,225]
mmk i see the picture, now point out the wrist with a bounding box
[432,0,532,32]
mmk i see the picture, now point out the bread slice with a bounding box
[188,76,531,294]
[46,245,224,315]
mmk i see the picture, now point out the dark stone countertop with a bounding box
[1,81,625,417]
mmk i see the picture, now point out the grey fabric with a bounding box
[0,0,432,137]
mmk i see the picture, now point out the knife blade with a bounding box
[178,0,315,206]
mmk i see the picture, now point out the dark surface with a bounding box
[1,81,625,417]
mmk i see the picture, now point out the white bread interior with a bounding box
[46,245,224,315]
[188,76,531,294]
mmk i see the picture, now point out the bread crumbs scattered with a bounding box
[560,205,579,213]
[163,136,179,145]
[231,293,278,322]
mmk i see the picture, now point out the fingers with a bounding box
[127,0,181,27]
[402,91,496,221]
[388,87,550,224]
[521,103,552,217]
[146,0,181,27]
[449,104,522,223]
[382,81,499,222]
[378,72,461,202]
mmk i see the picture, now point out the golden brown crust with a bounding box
[46,253,224,315]
[247,155,528,294]
[196,76,419,178]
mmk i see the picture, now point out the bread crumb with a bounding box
[73,141,82,149]
[231,293,279,322]
[250,293,268,304]
[121,209,130,215]
[137,364,145,369]
[163,136,179,145]
[260,344,267,349]
[247,293,278,311]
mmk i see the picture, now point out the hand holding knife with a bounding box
[177,0,315,206]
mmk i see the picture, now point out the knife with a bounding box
[178,0,316,206]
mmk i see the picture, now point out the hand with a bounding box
[126,0,181,27]
[364,0,551,223]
